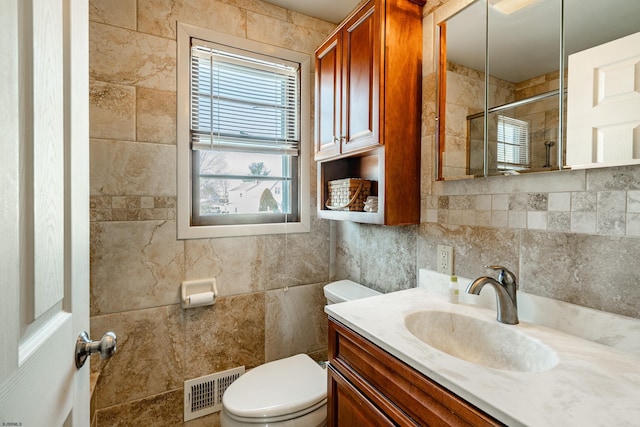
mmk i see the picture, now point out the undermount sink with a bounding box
[404,310,558,372]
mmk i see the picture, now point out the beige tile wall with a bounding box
[426,187,640,237]
[445,63,563,176]
[88,0,335,425]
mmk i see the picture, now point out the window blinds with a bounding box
[497,115,530,167]
[190,39,300,155]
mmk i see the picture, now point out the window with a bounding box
[177,24,310,238]
[496,115,530,170]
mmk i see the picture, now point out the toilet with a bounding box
[220,280,381,427]
[323,279,381,305]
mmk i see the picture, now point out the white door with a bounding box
[0,0,92,425]
[566,31,640,169]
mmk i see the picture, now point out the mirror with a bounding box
[437,0,640,180]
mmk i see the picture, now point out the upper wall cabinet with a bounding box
[314,0,426,225]
[316,2,380,160]
[316,31,342,159]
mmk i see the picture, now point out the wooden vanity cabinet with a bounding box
[327,318,505,427]
[314,0,424,225]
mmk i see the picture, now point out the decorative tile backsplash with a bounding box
[426,191,640,237]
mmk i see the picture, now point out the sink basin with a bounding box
[404,310,558,372]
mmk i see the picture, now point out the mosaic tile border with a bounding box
[90,195,176,221]
[426,191,640,237]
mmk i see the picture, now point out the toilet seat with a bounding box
[222,354,327,422]
[222,399,326,424]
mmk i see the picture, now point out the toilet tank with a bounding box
[324,280,381,305]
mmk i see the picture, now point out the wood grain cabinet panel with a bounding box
[328,318,506,427]
[316,33,342,158]
[314,0,424,225]
[328,366,395,427]
[341,3,379,154]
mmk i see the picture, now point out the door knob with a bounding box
[75,331,117,369]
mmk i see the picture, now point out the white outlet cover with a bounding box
[436,245,453,275]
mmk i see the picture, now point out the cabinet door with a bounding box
[315,32,342,160]
[342,0,380,153]
[328,365,396,427]
[329,319,505,427]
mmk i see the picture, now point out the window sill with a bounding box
[177,219,310,239]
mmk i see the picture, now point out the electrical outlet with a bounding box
[436,245,453,275]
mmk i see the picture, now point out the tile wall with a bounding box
[445,63,562,178]
[334,0,640,320]
[427,186,640,237]
[88,1,335,425]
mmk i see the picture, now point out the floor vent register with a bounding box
[184,366,245,421]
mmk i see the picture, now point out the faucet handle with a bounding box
[485,265,517,287]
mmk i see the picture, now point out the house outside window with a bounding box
[177,24,310,238]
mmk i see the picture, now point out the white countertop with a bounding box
[325,284,640,426]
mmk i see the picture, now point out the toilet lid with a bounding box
[222,354,327,419]
[324,279,381,303]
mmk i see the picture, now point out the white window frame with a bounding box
[496,115,530,170]
[177,23,310,239]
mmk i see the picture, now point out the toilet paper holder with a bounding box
[181,278,217,309]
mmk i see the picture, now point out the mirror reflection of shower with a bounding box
[543,140,555,167]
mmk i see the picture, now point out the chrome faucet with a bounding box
[466,265,519,324]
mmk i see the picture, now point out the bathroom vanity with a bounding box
[327,318,502,426]
[325,277,640,426]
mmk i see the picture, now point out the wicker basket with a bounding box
[326,178,372,211]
